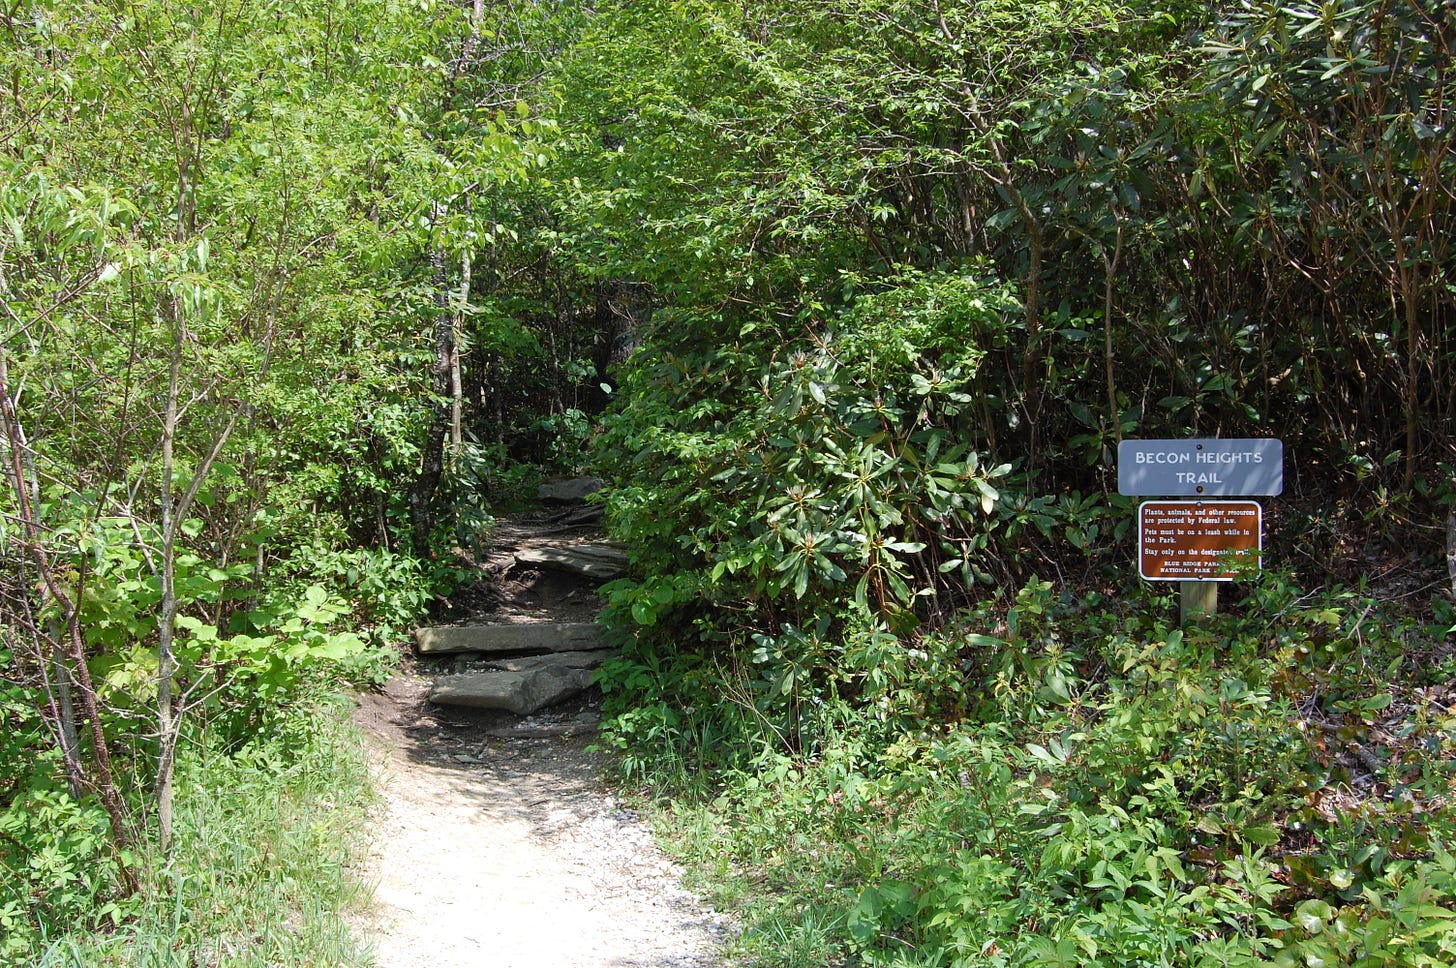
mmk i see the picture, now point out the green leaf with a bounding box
[1295,899,1334,934]
[1026,742,1062,765]
[1243,825,1280,846]
[630,600,657,626]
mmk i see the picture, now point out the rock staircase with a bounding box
[412,479,627,716]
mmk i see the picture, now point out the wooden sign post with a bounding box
[1181,581,1219,624]
[1119,440,1282,627]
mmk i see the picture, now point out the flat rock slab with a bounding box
[536,476,605,503]
[471,650,612,673]
[415,622,607,655]
[430,665,597,715]
[515,543,627,581]
[484,713,601,739]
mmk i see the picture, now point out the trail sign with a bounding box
[1138,501,1262,582]
[1118,439,1283,496]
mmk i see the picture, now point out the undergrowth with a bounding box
[7,699,376,967]
[618,579,1456,967]
[589,265,1456,966]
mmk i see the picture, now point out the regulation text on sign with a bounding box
[1138,500,1263,582]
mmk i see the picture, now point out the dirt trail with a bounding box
[353,679,725,968]
[350,513,727,967]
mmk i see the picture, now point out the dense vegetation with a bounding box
[1,0,564,958]
[570,4,1456,964]
[3,0,1453,964]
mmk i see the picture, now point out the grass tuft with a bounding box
[28,697,377,968]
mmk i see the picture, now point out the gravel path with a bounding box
[353,674,729,968]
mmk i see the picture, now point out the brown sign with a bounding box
[1139,501,1262,582]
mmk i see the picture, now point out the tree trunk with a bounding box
[153,287,243,853]
[1102,220,1125,444]
[409,221,455,552]
[931,0,1045,475]
[155,344,181,854]
[1399,258,1420,491]
[1446,507,1455,604]
[48,618,84,801]
[451,250,471,465]
[0,353,134,885]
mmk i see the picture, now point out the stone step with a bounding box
[464,650,611,673]
[430,665,597,715]
[514,542,627,581]
[484,710,601,739]
[414,621,607,656]
[536,476,604,503]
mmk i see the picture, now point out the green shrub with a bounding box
[20,700,375,967]
[0,784,137,963]
[646,585,1456,968]
[596,271,1019,762]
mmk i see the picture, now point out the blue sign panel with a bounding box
[1118,439,1283,497]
